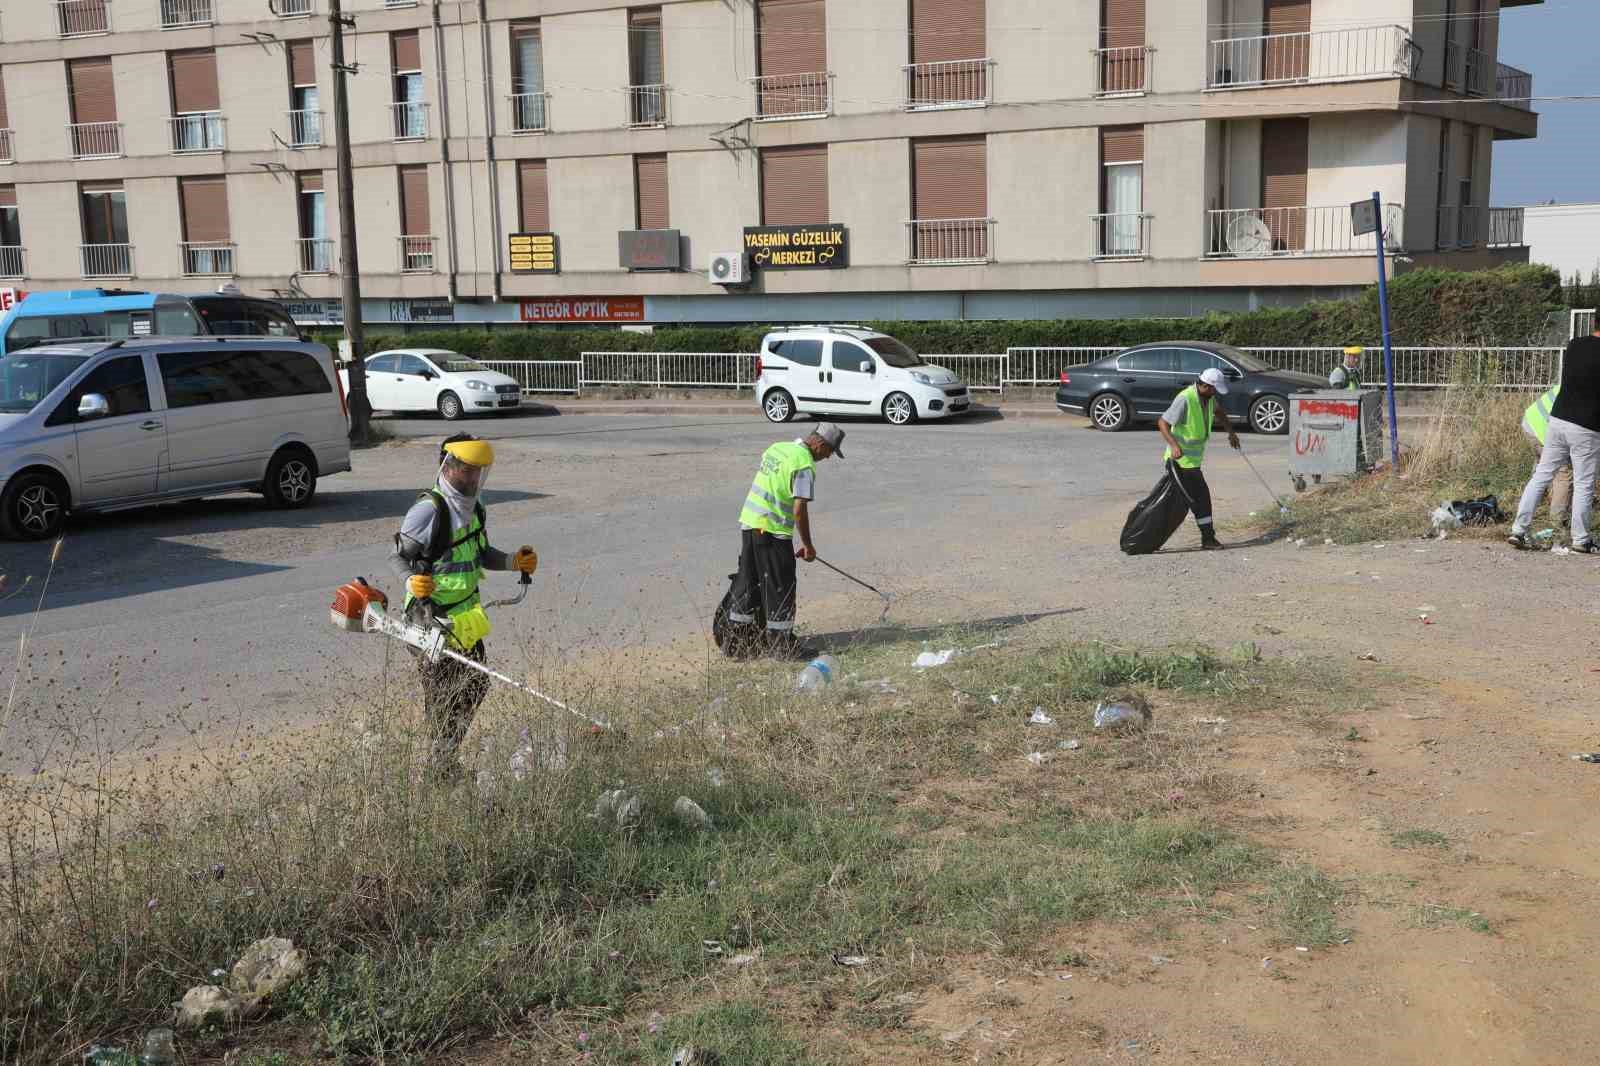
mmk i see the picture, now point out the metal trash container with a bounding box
[1288,390,1384,491]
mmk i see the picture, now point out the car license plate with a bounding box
[499,397,520,407]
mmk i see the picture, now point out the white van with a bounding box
[755,326,972,426]
[0,337,352,539]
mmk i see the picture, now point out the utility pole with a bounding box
[330,0,370,444]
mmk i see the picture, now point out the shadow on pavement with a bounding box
[808,605,1087,653]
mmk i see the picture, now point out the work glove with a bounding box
[408,574,436,599]
[512,546,539,575]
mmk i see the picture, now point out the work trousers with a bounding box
[729,528,798,633]
[1515,417,1600,543]
[1167,460,1215,530]
[1524,431,1574,522]
[418,639,490,774]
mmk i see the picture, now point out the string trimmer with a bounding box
[815,556,894,623]
[330,575,610,730]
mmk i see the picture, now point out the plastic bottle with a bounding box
[794,654,838,694]
[139,1029,176,1066]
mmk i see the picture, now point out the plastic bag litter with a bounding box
[1430,504,1462,532]
[914,649,956,669]
[1446,495,1506,527]
[1093,693,1153,732]
[1027,708,1055,726]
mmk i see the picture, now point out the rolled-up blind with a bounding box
[1261,117,1308,251]
[912,136,985,219]
[288,40,315,87]
[298,171,322,193]
[0,186,15,209]
[399,164,430,234]
[757,0,825,78]
[1100,125,1143,164]
[1101,0,1144,49]
[911,0,984,64]
[391,30,421,73]
[760,144,828,225]
[68,57,117,124]
[635,154,668,230]
[517,159,548,231]
[170,50,220,113]
[179,176,230,243]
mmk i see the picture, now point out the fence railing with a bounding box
[921,354,1005,392]
[479,360,583,394]
[81,243,133,278]
[752,72,831,120]
[1207,203,1402,257]
[57,0,109,36]
[0,246,25,279]
[1436,204,1482,249]
[510,92,550,133]
[180,242,234,276]
[1487,207,1525,248]
[906,218,994,265]
[160,0,211,28]
[170,112,226,153]
[286,109,324,148]
[68,121,123,159]
[1092,213,1151,260]
[580,352,756,390]
[1208,23,1415,88]
[626,84,668,127]
[1574,310,1596,340]
[903,58,992,110]
[390,101,429,141]
[1094,45,1149,95]
[1463,46,1489,95]
[0,128,12,164]
[1496,62,1533,110]
[297,238,334,274]
[399,235,436,273]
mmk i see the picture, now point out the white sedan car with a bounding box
[344,348,522,420]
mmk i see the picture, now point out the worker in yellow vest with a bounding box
[1157,367,1241,550]
[1329,347,1364,390]
[729,423,844,656]
[1521,385,1572,527]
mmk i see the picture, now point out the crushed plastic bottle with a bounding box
[795,654,838,694]
[140,1029,176,1066]
[1093,695,1152,732]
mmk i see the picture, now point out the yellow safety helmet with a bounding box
[441,435,494,469]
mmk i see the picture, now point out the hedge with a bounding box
[313,264,1564,361]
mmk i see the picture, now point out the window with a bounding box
[1175,349,1217,376]
[0,353,89,413]
[510,22,546,130]
[391,31,425,138]
[635,154,669,230]
[287,40,320,145]
[517,159,548,231]
[769,339,822,367]
[1117,349,1176,372]
[909,0,987,106]
[367,353,398,373]
[169,49,223,152]
[0,186,20,247]
[178,176,232,274]
[155,303,200,335]
[395,354,429,376]
[1100,126,1143,256]
[80,184,128,244]
[755,0,827,118]
[628,9,665,125]
[760,144,828,225]
[158,348,330,408]
[189,297,299,337]
[910,136,987,262]
[4,311,148,350]
[47,355,150,425]
[863,336,924,367]
[297,171,328,271]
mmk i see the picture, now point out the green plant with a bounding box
[1390,829,1450,850]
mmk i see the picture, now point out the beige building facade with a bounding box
[0,0,1541,325]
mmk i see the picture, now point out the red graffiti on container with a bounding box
[1296,399,1361,419]
[1294,431,1328,456]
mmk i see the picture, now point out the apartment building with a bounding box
[0,0,1541,326]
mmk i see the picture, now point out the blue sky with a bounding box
[1490,0,1596,205]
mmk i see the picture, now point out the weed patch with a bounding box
[1391,829,1450,850]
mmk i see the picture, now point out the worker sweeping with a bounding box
[1520,384,1572,528]
[1156,367,1241,550]
[727,423,844,658]
[389,433,539,776]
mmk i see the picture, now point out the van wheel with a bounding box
[762,389,794,423]
[883,392,917,426]
[437,391,463,421]
[264,448,318,510]
[0,470,68,541]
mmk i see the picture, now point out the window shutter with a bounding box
[629,8,664,86]
[68,57,117,124]
[399,165,430,235]
[635,154,669,230]
[0,186,15,209]
[0,69,9,129]
[517,159,548,231]
[911,0,984,64]
[391,30,421,73]
[170,50,220,113]
[912,136,986,219]
[1100,0,1144,50]
[288,40,316,87]
[760,144,828,226]
[1100,125,1143,164]
[1262,0,1310,80]
[1261,118,1308,251]
[298,171,323,193]
[757,0,826,77]
[179,176,230,242]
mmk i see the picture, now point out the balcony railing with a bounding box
[905,218,994,266]
[297,238,335,274]
[82,243,133,278]
[0,247,25,280]
[1464,46,1489,95]
[68,122,124,159]
[1205,204,1403,258]
[1093,45,1150,96]
[0,129,12,164]
[1497,62,1533,110]
[751,72,831,120]
[1436,204,1483,249]
[1091,213,1152,260]
[399,235,436,273]
[1488,207,1526,248]
[181,242,235,277]
[269,0,313,15]
[286,109,324,148]
[160,0,211,28]
[1208,24,1416,88]
[390,101,429,141]
[903,58,992,110]
[56,0,110,36]
[510,92,550,133]
[626,84,669,128]
[170,112,226,153]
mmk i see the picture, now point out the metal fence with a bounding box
[922,354,1006,392]
[480,360,582,394]
[580,352,755,390]
[1575,309,1596,339]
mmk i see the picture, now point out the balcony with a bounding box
[269,0,313,15]
[390,101,429,141]
[510,92,550,133]
[626,84,668,128]
[56,0,110,36]
[68,122,124,160]
[399,235,435,273]
[1205,204,1403,258]
[159,0,211,28]
[903,59,992,111]
[180,242,235,277]
[751,72,831,121]
[1093,46,1150,96]
[297,238,335,274]
[1435,204,1484,249]
[1497,62,1533,110]
[170,113,226,153]
[1208,24,1416,89]
[0,129,12,164]
[285,109,324,148]
[1488,207,1526,248]
[82,243,133,278]
[1091,213,1151,260]
[0,247,25,280]
[905,218,993,266]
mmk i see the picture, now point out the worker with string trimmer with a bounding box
[389,434,539,778]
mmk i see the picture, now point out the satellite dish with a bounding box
[1227,215,1274,256]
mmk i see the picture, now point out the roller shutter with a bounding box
[760,144,827,226]
[0,186,15,208]
[398,164,430,235]
[298,171,322,193]
[911,0,984,63]
[635,154,668,230]
[1100,125,1143,164]
[1099,0,1145,91]
[68,57,117,124]
[1261,118,1308,251]
[391,30,421,73]
[288,40,315,87]
[756,0,826,117]
[912,136,987,261]
[170,49,220,112]
[179,176,230,242]
[0,69,8,129]
[517,159,548,231]
[1263,0,1310,81]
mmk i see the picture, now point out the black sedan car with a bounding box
[1055,341,1326,435]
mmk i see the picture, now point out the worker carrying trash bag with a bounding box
[727,423,844,658]
[1157,367,1241,550]
[1520,384,1572,529]
[389,433,539,777]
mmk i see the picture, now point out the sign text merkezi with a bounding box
[742,225,849,270]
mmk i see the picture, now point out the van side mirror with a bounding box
[859,360,874,374]
[77,393,111,420]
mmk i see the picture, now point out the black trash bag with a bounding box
[1449,495,1506,526]
[1120,469,1191,555]
[712,570,766,658]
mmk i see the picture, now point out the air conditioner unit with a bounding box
[709,251,748,286]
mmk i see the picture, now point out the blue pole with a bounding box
[1372,191,1400,468]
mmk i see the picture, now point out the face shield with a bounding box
[438,437,494,498]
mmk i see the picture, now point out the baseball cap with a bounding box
[1199,367,1230,395]
[813,422,846,458]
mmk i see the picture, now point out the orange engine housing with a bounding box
[331,580,388,632]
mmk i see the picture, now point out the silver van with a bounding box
[0,337,352,539]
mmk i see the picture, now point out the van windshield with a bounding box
[863,336,924,368]
[0,353,89,413]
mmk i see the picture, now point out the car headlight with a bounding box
[464,379,490,391]
[910,371,935,386]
